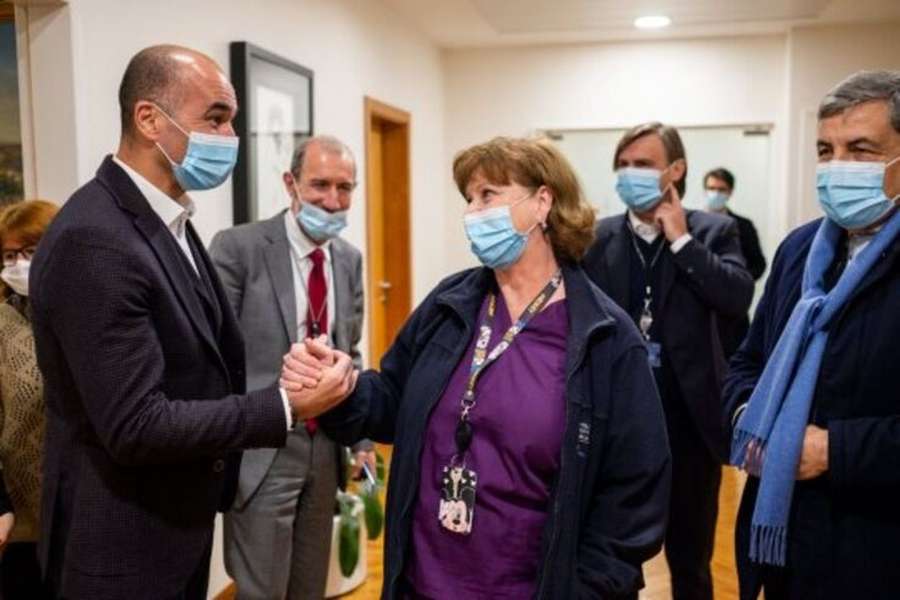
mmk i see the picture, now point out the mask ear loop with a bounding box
[510,190,545,236]
[290,174,304,207]
[152,103,190,167]
[884,155,900,203]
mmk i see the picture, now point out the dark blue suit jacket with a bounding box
[723,218,900,599]
[30,157,287,600]
[583,210,754,460]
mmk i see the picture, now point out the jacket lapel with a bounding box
[95,157,227,373]
[656,250,678,318]
[603,217,631,307]
[656,211,695,317]
[331,239,354,354]
[261,213,298,344]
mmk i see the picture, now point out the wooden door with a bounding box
[364,97,411,366]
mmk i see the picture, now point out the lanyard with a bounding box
[452,270,563,461]
[627,224,665,340]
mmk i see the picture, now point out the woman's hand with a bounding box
[279,335,335,392]
[282,340,359,421]
[0,511,14,552]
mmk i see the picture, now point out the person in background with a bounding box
[724,69,900,600]
[704,167,768,357]
[0,199,59,599]
[703,168,767,281]
[582,122,753,600]
[280,136,671,599]
[210,135,374,600]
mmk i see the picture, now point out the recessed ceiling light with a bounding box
[634,15,672,30]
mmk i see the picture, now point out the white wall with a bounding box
[14,2,83,204]
[443,23,900,274]
[443,35,790,273]
[62,0,447,305]
[785,22,900,226]
[26,0,445,596]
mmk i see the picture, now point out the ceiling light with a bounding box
[634,15,671,30]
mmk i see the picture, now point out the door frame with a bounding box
[363,96,411,367]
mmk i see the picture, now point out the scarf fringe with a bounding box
[749,523,787,566]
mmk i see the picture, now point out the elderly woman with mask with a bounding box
[0,199,58,599]
[282,138,671,599]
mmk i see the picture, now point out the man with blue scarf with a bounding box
[724,70,900,600]
[210,136,374,600]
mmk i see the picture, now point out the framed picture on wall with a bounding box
[230,41,313,224]
[0,4,23,207]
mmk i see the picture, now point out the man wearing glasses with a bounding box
[210,135,373,600]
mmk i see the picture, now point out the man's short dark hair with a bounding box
[613,121,687,197]
[118,45,189,137]
[704,167,735,192]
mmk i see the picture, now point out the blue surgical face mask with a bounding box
[705,189,730,211]
[816,157,900,229]
[616,166,667,212]
[296,200,348,242]
[464,193,539,270]
[155,106,239,191]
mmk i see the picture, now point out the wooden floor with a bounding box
[343,448,746,600]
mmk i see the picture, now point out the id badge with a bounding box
[438,465,477,535]
[646,341,662,369]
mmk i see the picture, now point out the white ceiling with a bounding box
[381,0,900,48]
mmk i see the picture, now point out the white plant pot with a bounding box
[324,495,368,598]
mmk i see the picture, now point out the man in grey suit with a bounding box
[210,136,374,600]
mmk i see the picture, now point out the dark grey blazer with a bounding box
[30,156,287,600]
[209,211,365,505]
[582,209,753,459]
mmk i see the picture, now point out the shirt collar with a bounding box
[628,210,661,243]
[284,209,331,260]
[113,155,195,234]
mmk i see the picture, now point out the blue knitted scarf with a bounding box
[730,210,900,566]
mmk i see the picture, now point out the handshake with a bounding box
[280,336,360,422]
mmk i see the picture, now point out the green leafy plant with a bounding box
[335,449,388,576]
[336,492,361,578]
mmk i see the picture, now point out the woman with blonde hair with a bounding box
[0,199,58,598]
[284,137,672,599]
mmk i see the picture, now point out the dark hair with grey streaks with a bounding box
[818,70,900,133]
[289,135,356,179]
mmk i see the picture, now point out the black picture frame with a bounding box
[230,42,314,224]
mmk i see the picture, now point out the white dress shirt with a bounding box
[113,156,198,274]
[627,210,693,253]
[284,210,337,344]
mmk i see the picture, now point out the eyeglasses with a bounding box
[2,246,36,267]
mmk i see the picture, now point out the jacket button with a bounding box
[212,459,226,473]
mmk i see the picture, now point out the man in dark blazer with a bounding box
[703,167,768,357]
[583,122,753,600]
[210,136,373,599]
[724,70,900,600]
[28,45,355,600]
